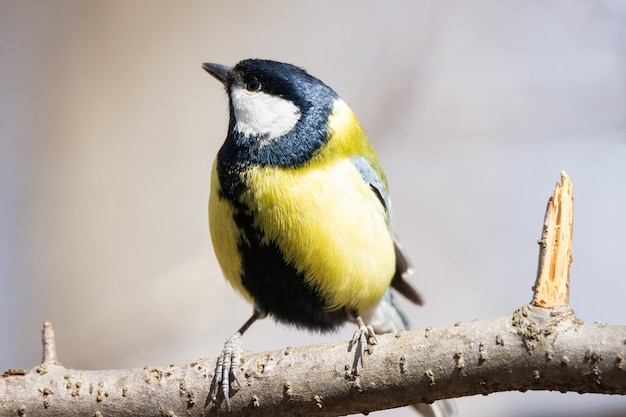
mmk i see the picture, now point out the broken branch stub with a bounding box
[533,171,574,308]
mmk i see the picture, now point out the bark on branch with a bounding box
[2,310,625,417]
[1,172,624,416]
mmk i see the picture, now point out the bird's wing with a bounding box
[350,156,424,306]
[349,156,390,214]
[351,157,456,417]
[392,238,424,306]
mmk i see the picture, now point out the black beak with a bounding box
[202,63,231,86]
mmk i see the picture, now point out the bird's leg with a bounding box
[208,306,266,410]
[349,315,378,372]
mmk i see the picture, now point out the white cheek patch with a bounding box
[230,86,301,141]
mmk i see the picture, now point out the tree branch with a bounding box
[2,172,624,416]
[1,309,625,417]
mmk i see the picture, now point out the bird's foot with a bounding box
[208,333,242,410]
[349,316,378,373]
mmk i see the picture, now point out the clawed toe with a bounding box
[349,316,378,371]
[208,333,242,410]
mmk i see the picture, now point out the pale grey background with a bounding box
[1,1,626,416]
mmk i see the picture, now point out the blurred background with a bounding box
[1,1,626,416]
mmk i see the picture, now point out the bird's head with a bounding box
[202,59,338,151]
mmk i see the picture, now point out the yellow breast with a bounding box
[208,98,395,315]
[241,159,395,313]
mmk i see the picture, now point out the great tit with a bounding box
[202,59,454,416]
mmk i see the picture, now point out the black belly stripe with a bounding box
[215,130,351,332]
[233,209,350,332]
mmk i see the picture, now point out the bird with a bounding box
[202,59,455,416]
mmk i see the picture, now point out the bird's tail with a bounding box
[362,289,457,417]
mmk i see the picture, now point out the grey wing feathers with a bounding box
[392,238,424,306]
[350,157,424,306]
[350,156,390,214]
[351,154,455,416]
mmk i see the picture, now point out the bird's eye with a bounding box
[246,78,261,92]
